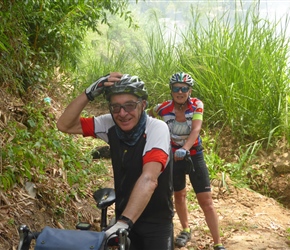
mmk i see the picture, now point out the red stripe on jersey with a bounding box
[80,117,96,137]
[143,149,168,172]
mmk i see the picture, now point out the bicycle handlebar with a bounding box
[18,225,40,250]
[117,228,130,250]
[17,187,130,250]
[105,228,130,250]
[184,151,195,174]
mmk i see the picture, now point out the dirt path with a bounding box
[1,178,290,250]
[1,162,290,250]
[173,179,290,250]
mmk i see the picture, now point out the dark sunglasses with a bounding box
[109,101,141,113]
[171,86,190,93]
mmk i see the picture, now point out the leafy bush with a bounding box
[0,0,135,94]
[0,102,107,190]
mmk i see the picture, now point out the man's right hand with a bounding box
[85,72,123,101]
[85,74,110,101]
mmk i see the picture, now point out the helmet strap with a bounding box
[171,93,187,111]
[172,101,186,111]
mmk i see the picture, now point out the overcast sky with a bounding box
[154,0,290,36]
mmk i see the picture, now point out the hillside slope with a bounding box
[1,171,290,250]
[0,91,290,250]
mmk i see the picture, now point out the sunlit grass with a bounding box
[178,3,290,145]
[81,2,290,146]
[74,1,290,189]
[3,0,284,198]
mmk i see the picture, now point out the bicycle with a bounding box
[17,187,130,250]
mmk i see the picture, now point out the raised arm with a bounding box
[56,92,89,134]
[57,72,122,134]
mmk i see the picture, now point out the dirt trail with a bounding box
[1,99,290,250]
[1,173,290,250]
[173,178,290,250]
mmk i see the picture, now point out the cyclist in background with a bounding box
[148,72,226,250]
[57,72,174,250]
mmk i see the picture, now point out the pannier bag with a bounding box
[35,226,106,250]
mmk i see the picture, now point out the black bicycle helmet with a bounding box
[169,72,194,87]
[104,74,148,101]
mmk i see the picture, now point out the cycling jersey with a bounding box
[108,124,174,223]
[80,114,174,224]
[80,114,170,168]
[152,97,203,156]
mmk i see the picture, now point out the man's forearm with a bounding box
[121,174,156,223]
[57,92,89,134]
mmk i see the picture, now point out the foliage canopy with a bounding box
[0,0,135,94]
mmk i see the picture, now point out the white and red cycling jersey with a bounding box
[80,114,171,171]
[80,113,174,224]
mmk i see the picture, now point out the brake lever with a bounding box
[184,151,195,174]
[117,228,130,250]
[17,225,29,250]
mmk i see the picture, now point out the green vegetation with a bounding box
[78,2,290,193]
[287,227,290,240]
[1,1,289,206]
[0,0,134,193]
[1,102,107,191]
[182,6,290,144]
[0,0,135,94]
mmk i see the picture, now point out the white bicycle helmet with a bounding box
[104,74,148,101]
[169,72,194,87]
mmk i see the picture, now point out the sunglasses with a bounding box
[171,86,190,93]
[109,101,141,113]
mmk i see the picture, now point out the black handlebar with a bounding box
[18,225,40,250]
[184,151,195,174]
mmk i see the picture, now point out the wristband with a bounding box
[119,215,133,229]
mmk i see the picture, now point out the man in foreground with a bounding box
[57,72,174,250]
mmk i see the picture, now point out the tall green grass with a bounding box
[131,10,180,103]
[177,3,290,144]
[81,2,290,146]
[76,1,290,190]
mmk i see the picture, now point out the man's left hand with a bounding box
[105,221,129,239]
